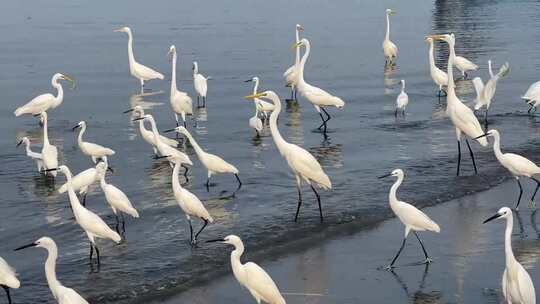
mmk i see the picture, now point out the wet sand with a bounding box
[158,180,540,303]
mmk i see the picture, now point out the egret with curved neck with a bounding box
[40,112,58,177]
[382,9,398,65]
[245,77,275,120]
[168,45,193,128]
[73,121,115,163]
[425,37,448,96]
[17,137,43,173]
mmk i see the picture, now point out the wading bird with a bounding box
[453,54,477,79]
[164,126,241,190]
[246,91,331,222]
[15,237,89,304]
[429,34,487,176]
[48,166,121,265]
[474,129,540,209]
[379,169,440,269]
[382,9,398,65]
[473,60,510,125]
[193,61,209,108]
[168,45,193,128]
[522,81,540,114]
[14,73,75,121]
[283,24,304,101]
[73,121,115,163]
[245,77,274,119]
[0,257,20,304]
[17,137,43,173]
[484,207,536,304]
[294,38,345,135]
[40,112,59,177]
[57,157,111,206]
[425,37,448,97]
[114,26,164,91]
[207,235,286,304]
[249,105,263,138]
[395,79,408,117]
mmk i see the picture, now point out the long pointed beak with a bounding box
[72,125,80,131]
[156,155,172,159]
[113,28,123,32]
[107,167,114,173]
[483,213,502,224]
[162,128,176,133]
[132,117,145,122]
[61,75,76,89]
[16,140,23,147]
[33,113,41,117]
[123,108,135,114]
[45,168,58,172]
[244,79,253,83]
[473,133,490,140]
[14,243,37,251]
[291,42,302,50]
[244,92,266,100]
[378,173,392,179]
[426,34,445,41]
[205,238,225,243]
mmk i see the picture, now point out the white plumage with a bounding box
[425,37,448,95]
[249,106,263,137]
[522,81,540,113]
[0,256,20,304]
[40,112,58,177]
[168,45,193,127]
[246,77,274,119]
[473,60,510,123]
[193,61,209,107]
[17,137,43,173]
[73,121,115,163]
[453,55,478,78]
[127,106,178,155]
[97,163,139,219]
[57,157,109,205]
[395,79,408,116]
[283,24,304,95]
[382,9,398,64]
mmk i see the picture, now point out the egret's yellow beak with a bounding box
[291,41,302,50]
[426,34,445,41]
[61,74,76,89]
[244,92,266,100]
[113,28,123,32]
[390,10,396,15]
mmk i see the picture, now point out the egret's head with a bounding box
[72,121,86,131]
[473,129,499,141]
[45,165,70,176]
[427,33,454,45]
[296,24,304,31]
[123,105,145,117]
[168,45,176,58]
[114,26,131,34]
[378,168,404,179]
[163,126,188,135]
[483,207,512,224]
[192,61,198,72]
[244,76,259,83]
[17,137,30,147]
[132,114,152,122]
[425,37,434,44]
[206,235,242,246]
[386,9,395,15]
[15,236,55,252]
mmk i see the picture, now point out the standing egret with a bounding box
[133,114,193,169]
[168,45,193,128]
[168,157,213,244]
[97,163,139,233]
[123,106,179,155]
[14,73,75,121]
[0,257,20,304]
[395,79,408,117]
[207,235,286,304]
[163,126,241,189]
[429,34,488,176]
[15,237,89,304]
[245,91,331,222]
[57,157,111,206]
[283,24,304,101]
[40,112,59,177]
[249,105,263,138]
[425,37,448,97]
[114,26,164,92]
[294,38,345,135]
[73,121,115,163]
[193,62,209,108]
[454,54,478,79]
[17,137,43,173]
[245,77,275,119]
[378,169,440,269]
[483,207,536,304]
[522,81,540,114]
[474,130,540,209]
[47,166,121,265]
[382,9,398,65]
[472,60,510,125]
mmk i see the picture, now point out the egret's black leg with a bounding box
[317,113,326,130]
[456,140,462,176]
[183,120,187,128]
[203,97,206,108]
[515,178,524,209]
[114,214,120,234]
[465,139,478,174]
[197,96,200,108]
[89,243,94,261]
[395,109,398,117]
[121,213,126,234]
[2,285,12,304]
[94,245,101,265]
[387,237,407,269]
[414,232,431,262]
[484,109,489,128]
[294,184,303,222]
[464,71,468,79]
[82,193,87,207]
[188,219,194,244]
[310,184,323,222]
[194,219,209,243]
[206,177,211,189]
[182,164,189,178]
[234,174,242,189]
[529,177,540,208]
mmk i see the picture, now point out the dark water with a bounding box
[1,0,540,303]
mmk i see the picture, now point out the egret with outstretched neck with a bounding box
[15,237,89,304]
[40,112,58,177]
[17,137,43,173]
[0,257,20,304]
[425,37,448,97]
[57,157,111,206]
[246,91,331,222]
[193,62,209,108]
[283,24,304,101]
[73,121,115,163]
[245,77,275,119]
[484,207,536,304]
[383,9,398,65]
[168,45,193,128]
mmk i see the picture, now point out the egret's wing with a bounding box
[105,184,130,205]
[57,286,89,304]
[517,264,536,304]
[82,142,114,155]
[78,209,120,242]
[205,153,237,173]
[194,74,208,96]
[15,93,55,115]
[472,77,484,97]
[396,201,440,232]
[452,104,485,142]
[135,62,164,80]
[244,262,284,303]
[286,144,331,189]
[58,168,96,193]
[502,269,508,300]
[0,257,19,288]
[180,188,212,221]
[505,153,540,177]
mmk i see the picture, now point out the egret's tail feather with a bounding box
[109,230,122,243]
[127,208,140,218]
[497,62,510,78]
[315,173,332,190]
[429,221,441,233]
[14,107,26,117]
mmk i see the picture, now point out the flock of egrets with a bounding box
[1,9,539,304]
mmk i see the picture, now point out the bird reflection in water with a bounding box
[390,265,442,304]
[384,64,400,95]
[309,140,343,169]
[128,90,164,111]
[284,100,304,147]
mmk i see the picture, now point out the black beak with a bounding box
[72,125,80,131]
[123,108,135,113]
[155,155,172,159]
[132,117,145,122]
[483,213,502,224]
[162,128,176,133]
[45,168,58,172]
[33,114,41,117]
[16,140,23,147]
[244,79,252,82]
[107,167,115,173]
[378,173,392,179]
[206,238,225,243]
[14,243,37,251]
[473,132,490,140]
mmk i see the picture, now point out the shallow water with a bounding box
[1,0,540,303]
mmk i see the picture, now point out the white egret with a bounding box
[207,235,286,304]
[395,79,408,117]
[522,81,540,114]
[473,60,510,124]
[246,91,331,222]
[245,77,275,119]
[425,37,448,96]
[429,34,487,176]
[283,24,304,101]
[249,106,263,138]
[114,26,164,91]
[454,54,478,79]
[47,166,121,265]
[40,112,59,177]
[193,61,209,108]
[169,157,213,244]
[382,9,398,65]
[378,169,440,269]
[132,114,193,169]
[97,163,139,233]
[0,257,20,304]
[483,207,536,304]
[14,73,74,121]
[57,157,111,205]
[294,38,345,135]
[15,237,89,304]
[73,121,115,163]
[17,137,43,173]
[164,126,241,189]
[474,130,540,209]
[168,45,193,127]
[123,106,179,155]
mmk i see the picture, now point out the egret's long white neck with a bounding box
[295,28,301,67]
[146,117,162,146]
[44,245,62,299]
[171,51,178,95]
[77,124,87,148]
[401,81,405,92]
[491,133,505,163]
[488,60,494,78]
[99,172,108,189]
[267,94,289,155]
[428,42,437,71]
[25,141,33,155]
[252,79,259,95]
[446,40,457,101]
[51,78,64,108]
[172,161,183,190]
[136,112,147,135]
[385,14,391,41]
[297,41,310,87]
[127,31,135,67]
[230,241,245,280]
[504,215,517,270]
[42,116,50,146]
[389,174,403,205]
[182,130,205,158]
[64,170,83,210]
